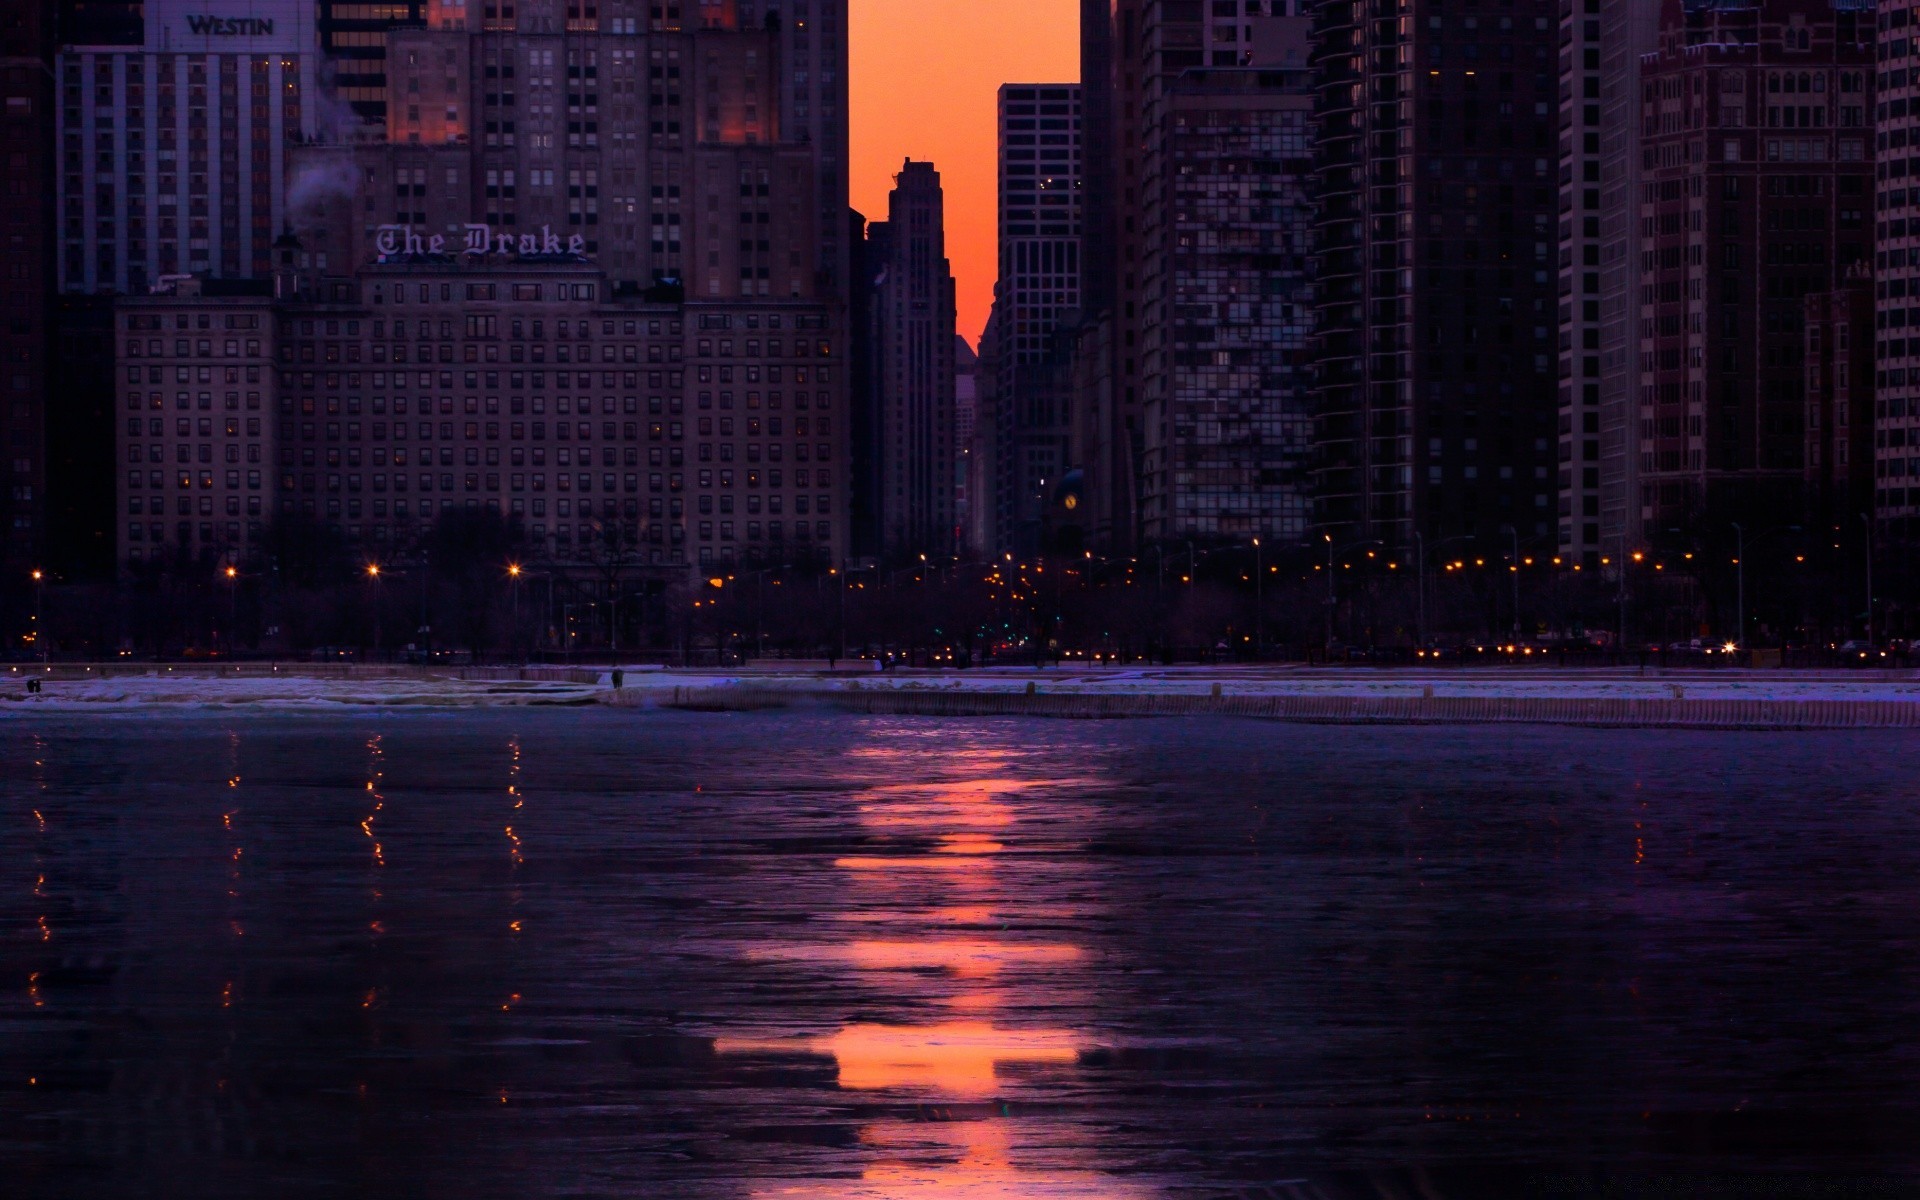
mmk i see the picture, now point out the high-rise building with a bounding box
[989,82,1081,554]
[1138,34,1314,544]
[1634,0,1873,536]
[55,0,325,295]
[2,0,56,568]
[1075,1,1309,553]
[285,0,848,311]
[866,160,956,558]
[1069,0,1140,553]
[1596,0,1662,564]
[116,263,847,569]
[1310,0,1560,550]
[1875,0,1920,526]
[1559,1,1601,565]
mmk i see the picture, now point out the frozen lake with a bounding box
[3,710,1917,1196]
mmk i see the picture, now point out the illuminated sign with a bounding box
[185,15,275,34]
[375,223,588,260]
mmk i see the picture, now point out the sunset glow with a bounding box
[851,0,1080,344]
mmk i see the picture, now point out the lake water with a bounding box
[3,710,1917,1197]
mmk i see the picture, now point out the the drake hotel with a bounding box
[114,245,847,571]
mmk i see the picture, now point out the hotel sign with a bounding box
[185,15,275,34]
[376,223,589,260]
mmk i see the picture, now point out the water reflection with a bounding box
[715,742,1140,1196]
[4,713,1919,1197]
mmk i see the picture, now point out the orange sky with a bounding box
[850,0,1081,347]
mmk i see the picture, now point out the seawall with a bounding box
[624,685,1920,731]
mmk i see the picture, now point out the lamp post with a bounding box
[366,563,383,662]
[1324,536,1383,659]
[507,563,523,662]
[31,568,45,665]
[1414,534,1475,651]
[1501,525,1521,639]
[835,564,847,664]
[1731,523,1745,649]
[1860,511,1874,645]
[1618,549,1645,657]
[224,565,239,653]
[1252,537,1263,661]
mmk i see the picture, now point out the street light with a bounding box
[1324,535,1383,658]
[1252,537,1263,661]
[1860,511,1874,646]
[1412,533,1474,651]
[1500,525,1521,640]
[224,564,239,653]
[30,569,45,665]
[507,563,524,661]
[365,563,383,661]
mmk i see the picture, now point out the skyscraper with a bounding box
[1875,0,1920,527]
[2,0,55,567]
[1634,0,1872,536]
[1309,0,1560,551]
[988,82,1081,554]
[1138,27,1314,543]
[1596,0,1662,565]
[55,0,325,295]
[867,159,956,558]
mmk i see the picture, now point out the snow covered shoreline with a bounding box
[5,663,1919,722]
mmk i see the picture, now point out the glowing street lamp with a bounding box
[224,564,240,653]
[365,563,383,661]
[30,569,46,665]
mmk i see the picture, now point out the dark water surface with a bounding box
[2,710,1918,1197]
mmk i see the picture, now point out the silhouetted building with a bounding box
[953,333,977,551]
[2,0,56,570]
[866,160,955,558]
[991,83,1081,555]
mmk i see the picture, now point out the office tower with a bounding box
[991,82,1081,554]
[55,0,325,295]
[1596,0,1662,564]
[1876,0,1920,525]
[1138,27,1314,544]
[1634,0,1872,536]
[867,160,956,558]
[2,0,56,567]
[1311,0,1559,550]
